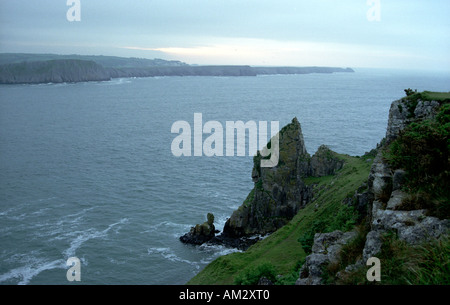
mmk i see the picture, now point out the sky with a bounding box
[0,0,449,71]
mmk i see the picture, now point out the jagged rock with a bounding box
[223,118,344,239]
[309,145,344,177]
[362,197,450,261]
[414,100,440,119]
[296,230,357,285]
[180,213,216,245]
[385,97,440,143]
[298,94,450,285]
[386,99,410,143]
[362,230,383,262]
[223,118,313,237]
[386,189,407,210]
[367,152,392,202]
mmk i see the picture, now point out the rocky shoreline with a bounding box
[0,53,354,85]
[185,90,449,285]
[180,118,346,251]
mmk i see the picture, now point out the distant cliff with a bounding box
[0,59,111,84]
[0,53,354,84]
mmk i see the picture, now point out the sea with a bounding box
[0,68,449,285]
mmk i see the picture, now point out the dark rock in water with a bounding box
[179,213,261,250]
[208,233,261,251]
[180,213,216,245]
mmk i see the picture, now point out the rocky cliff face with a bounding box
[222,118,344,238]
[180,118,346,249]
[0,53,355,84]
[363,95,449,259]
[385,96,441,143]
[297,94,449,285]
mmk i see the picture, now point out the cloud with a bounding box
[121,37,428,69]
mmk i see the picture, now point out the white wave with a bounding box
[198,243,242,260]
[141,221,191,235]
[103,78,132,86]
[63,218,128,258]
[0,254,65,285]
[147,247,200,270]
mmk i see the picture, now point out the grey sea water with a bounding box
[0,69,449,284]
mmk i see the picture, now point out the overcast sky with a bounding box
[0,0,449,71]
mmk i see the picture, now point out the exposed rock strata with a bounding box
[296,95,449,285]
[296,230,358,285]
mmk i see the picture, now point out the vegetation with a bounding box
[188,91,449,286]
[321,223,369,284]
[336,232,450,285]
[188,153,372,285]
[233,262,278,285]
[384,99,450,219]
[401,90,450,118]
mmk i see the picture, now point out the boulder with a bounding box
[180,213,216,245]
[296,230,357,285]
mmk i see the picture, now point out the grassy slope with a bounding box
[188,153,373,285]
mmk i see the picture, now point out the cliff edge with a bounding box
[187,90,449,285]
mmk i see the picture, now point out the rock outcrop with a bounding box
[385,96,441,143]
[180,118,346,249]
[296,230,358,285]
[223,118,344,238]
[180,213,217,245]
[296,94,449,285]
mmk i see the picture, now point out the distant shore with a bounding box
[0,53,354,85]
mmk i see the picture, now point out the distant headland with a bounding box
[0,53,354,85]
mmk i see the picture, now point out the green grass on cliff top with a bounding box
[187,153,373,285]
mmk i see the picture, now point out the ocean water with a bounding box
[0,69,449,285]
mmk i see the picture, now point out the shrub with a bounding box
[234,262,278,285]
[384,103,450,218]
[298,219,327,254]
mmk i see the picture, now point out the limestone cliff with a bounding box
[297,92,449,285]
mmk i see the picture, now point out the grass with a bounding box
[337,232,450,285]
[187,153,373,285]
[402,90,450,118]
[384,100,450,219]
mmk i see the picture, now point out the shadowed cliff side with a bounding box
[180,118,345,250]
[222,119,344,238]
[0,59,111,84]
